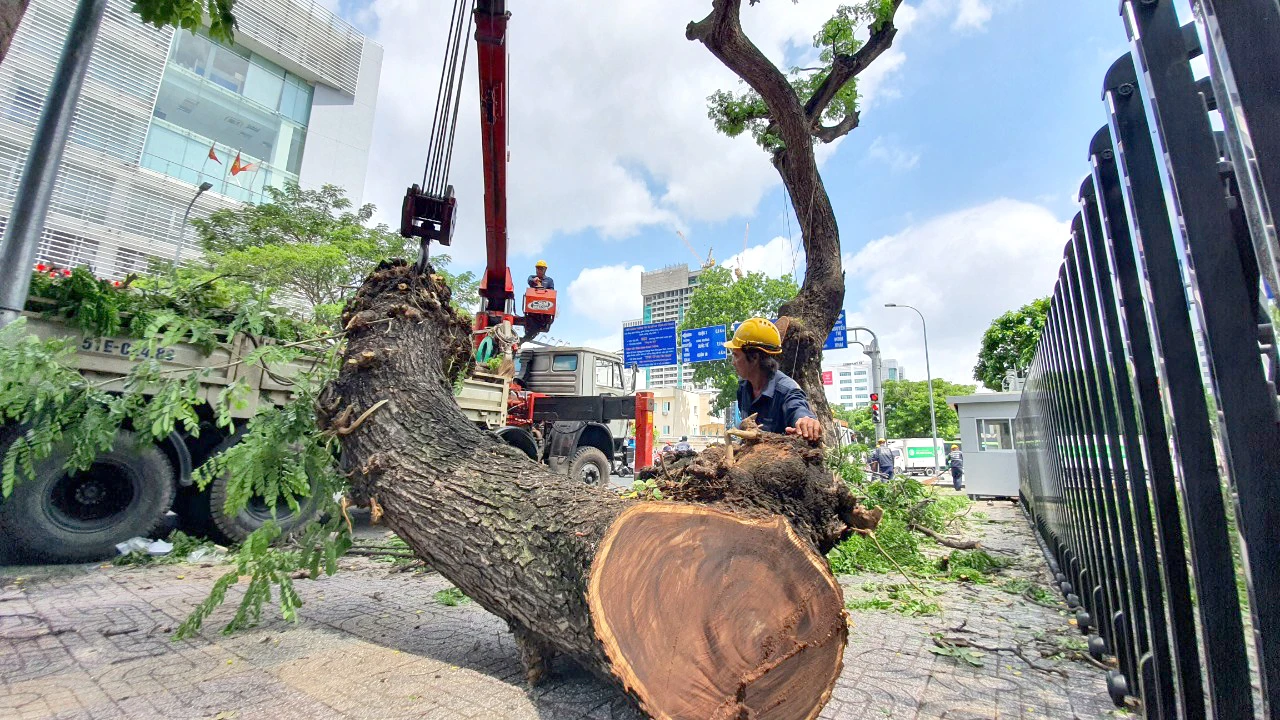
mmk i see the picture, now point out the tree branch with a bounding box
[814,110,861,143]
[802,1,904,125]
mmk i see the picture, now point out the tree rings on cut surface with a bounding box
[588,503,847,720]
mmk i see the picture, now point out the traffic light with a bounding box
[870,392,881,424]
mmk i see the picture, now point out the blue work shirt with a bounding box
[736,370,816,434]
[527,274,555,290]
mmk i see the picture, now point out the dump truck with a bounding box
[0,309,325,563]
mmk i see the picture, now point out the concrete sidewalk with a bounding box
[0,501,1115,719]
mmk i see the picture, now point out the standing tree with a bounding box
[882,378,975,439]
[680,265,799,410]
[973,297,1049,391]
[688,0,906,442]
[194,184,477,326]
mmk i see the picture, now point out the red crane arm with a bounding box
[474,0,512,314]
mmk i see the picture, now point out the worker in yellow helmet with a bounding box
[528,260,554,289]
[724,318,822,442]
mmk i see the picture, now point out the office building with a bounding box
[823,359,905,411]
[0,0,381,279]
[640,263,702,387]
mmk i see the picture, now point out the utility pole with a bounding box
[0,0,109,328]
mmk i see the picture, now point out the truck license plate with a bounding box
[81,337,177,362]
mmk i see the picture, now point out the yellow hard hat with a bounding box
[535,260,548,268]
[877,439,886,445]
[951,444,959,450]
[723,317,782,354]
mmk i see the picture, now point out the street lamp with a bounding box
[172,181,213,267]
[886,303,939,474]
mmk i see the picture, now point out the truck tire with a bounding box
[568,446,610,486]
[0,429,175,563]
[179,470,325,545]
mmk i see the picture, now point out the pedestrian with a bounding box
[723,318,822,441]
[661,441,675,456]
[675,435,692,452]
[947,444,964,491]
[870,439,895,480]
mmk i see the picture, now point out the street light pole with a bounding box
[0,0,109,328]
[886,303,939,474]
[173,181,213,267]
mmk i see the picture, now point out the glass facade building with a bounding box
[0,0,380,279]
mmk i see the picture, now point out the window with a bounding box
[854,370,867,376]
[976,418,1014,451]
[594,358,620,390]
[113,247,149,277]
[662,402,672,413]
[552,354,578,372]
[840,394,852,400]
[839,371,851,377]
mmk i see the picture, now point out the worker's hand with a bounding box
[533,278,543,287]
[786,416,822,443]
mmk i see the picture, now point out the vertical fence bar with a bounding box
[1089,125,1205,718]
[1080,164,1178,718]
[1123,3,1280,711]
[1105,48,1253,717]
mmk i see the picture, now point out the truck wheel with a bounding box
[0,429,175,563]
[568,447,610,486]
[181,471,326,545]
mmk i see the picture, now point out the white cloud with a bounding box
[829,199,1067,388]
[722,235,803,279]
[868,136,921,172]
[954,0,994,30]
[563,263,645,332]
[361,2,929,269]
[902,0,1001,33]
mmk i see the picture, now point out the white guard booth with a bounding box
[947,392,1023,500]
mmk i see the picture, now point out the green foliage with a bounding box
[929,636,986,667]
[999,578,1056,605]
[833,405,874,442]
[434,587,471,607]
[194,183,456,324]
[621,478,664,501]
[973,297,1049,391]
[882,379,975,439]
[846,584,941,616]
[936,549,1010,584]
[706,1,894,153]
[679,266,799,411]
[826,455,973,575]
[131,0,237,43]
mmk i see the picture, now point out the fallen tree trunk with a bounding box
[322,261,864,719]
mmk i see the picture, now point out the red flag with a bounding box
[231,152,256,176]
[207,143,220,164]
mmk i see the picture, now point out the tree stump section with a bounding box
[323,261,863,719]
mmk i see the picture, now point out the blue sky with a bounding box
[330,0,1146,386]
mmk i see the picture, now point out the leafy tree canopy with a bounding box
[973,297,1049,391]
[679,266,799,411]
[832,404,874,442]
[132,0,237,43]
[706,0,897,152]
[193,184,477,326]
[882,379,975,440]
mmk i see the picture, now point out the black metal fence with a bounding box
[1014,1,1280,718]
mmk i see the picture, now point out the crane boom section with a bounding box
[475,0,511,313]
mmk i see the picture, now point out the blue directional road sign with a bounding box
[824,309,848,350]
[623,321,678,368]
[680,325,727,363]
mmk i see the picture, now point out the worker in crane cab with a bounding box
[725,318,823,442]
[528,260,554,290]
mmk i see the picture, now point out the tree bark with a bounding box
[0,0,30,64]
[688,0,907,446]
[323,262,863,720]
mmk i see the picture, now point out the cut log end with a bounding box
[588,504,847,720]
